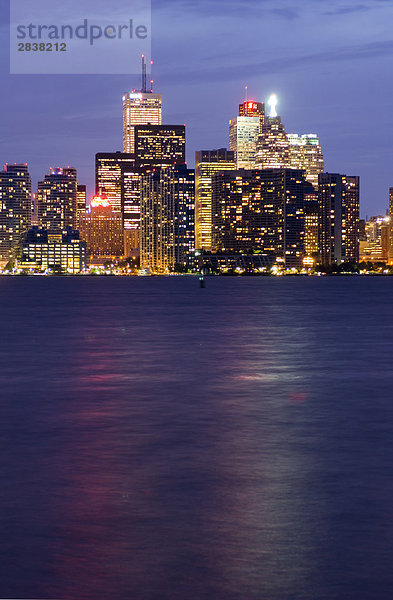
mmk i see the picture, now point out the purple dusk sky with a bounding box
[1,0,393,217]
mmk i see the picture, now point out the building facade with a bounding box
[287,134,324,189]
[79,195,124,264]
[38,167,78,233]
[18,227,87,274]
[135,125,186,169]
[257,116,291,170]
[123,91,162,154]
[318,173,360,265]
[195,148,236,251]
[212,168,307,267]
[0,164,32,262]
[95,153,135,214]
[141,164,195,272]
[229,116,260,169]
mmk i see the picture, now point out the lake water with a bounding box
[1,276,393,600]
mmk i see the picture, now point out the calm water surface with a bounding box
[1,276,393,600]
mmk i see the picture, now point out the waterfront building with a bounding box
[17,226,86,274]
[37,167,78,233]
[304,198,320,259]
[212,168,307,268]
[0,164,31,262]
[123,56,162,154]
[389,188,393,265]
[318,173,360,265]
[359,216,390,263]
[287,134,324,189]
[141,164,195,272]
[195,148,236,251]
[79,195,124,264]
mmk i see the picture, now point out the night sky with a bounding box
[1,0,393,216]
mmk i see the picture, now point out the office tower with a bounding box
[319,173,360,265]
[195,148,236,251]
[0,164,32,262]
[359,216,390,262]
[212,168,306,267]
[17,226,87,274]
[388,188,393,263]
[96,152,135,214]
[123,56,162,153]
[135,125,186,169]
[229,116,260,169]
[141,164,195,272]
[76,185,87,220]
[287,134,324,189]
[257,95,291,169]
[79,195,124,264]
[37,167,78,233]
[122,167,143,253]
[239,100,265,132]
[304,199,320,258]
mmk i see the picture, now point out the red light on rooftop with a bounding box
[91,194,111,208]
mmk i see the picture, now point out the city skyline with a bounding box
[1,0,393,217]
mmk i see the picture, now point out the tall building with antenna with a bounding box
[123,56,162,154]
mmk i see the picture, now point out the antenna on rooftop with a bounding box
[141,55,147,93]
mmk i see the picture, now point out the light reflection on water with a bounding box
[0,277,393,599]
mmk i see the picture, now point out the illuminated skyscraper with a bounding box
[123,57,162,154]
[0,164,32,262]
[135,125,186,169]
[96,152,135,214]
[79,195,124,264]
[287,134,324,189]
[319,173,360,265]
[256,95,290,170]
[229,116,260,169]
[141,164,195,272]
[77,185,87,220]
[239,100,265,132]
[37,167,77,233]
[388,187,393,265]
[212,168,306,267]
[360,216,390,263]
[195,148,236,250]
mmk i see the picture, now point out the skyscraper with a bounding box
[239,100,265,132]
[135,125,186,169]
[0,164,32,262]
[77,185,87,220]
[229,116,260,169]
[195,148,236,251]
[79,195,124,264]
[141,164,195,272]
[360,216,390,263]
[212,168,306,267]
[37,167,78,233]
[388,187,393,265]
[319,173,360,265]
[95,152,135,214]
[287,134,324,189]
[123,57,162,154]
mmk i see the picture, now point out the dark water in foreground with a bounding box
[1,276,393,600]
